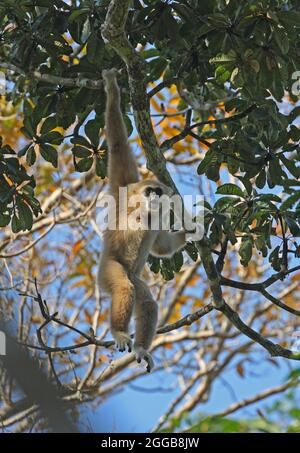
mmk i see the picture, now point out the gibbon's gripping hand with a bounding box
[134,346,154,373]
[113,331,132,353]
[102,68,119,88]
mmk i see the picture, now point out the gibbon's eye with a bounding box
[144,187,154,197]
[154,187,163,197]
[144,187,163,197]
[144,187,152,197]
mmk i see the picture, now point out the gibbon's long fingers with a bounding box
[112,330,133,353]
[102,67,119,83]
[134,346,154,373]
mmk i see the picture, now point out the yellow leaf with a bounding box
[163,342,173,349]
[72,240,82,254]
[84,308,93,324]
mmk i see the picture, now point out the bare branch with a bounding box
[160,104,257,152]
[210,380,298,419]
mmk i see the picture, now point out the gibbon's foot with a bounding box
[112,331,132,353]
[134,346,154,373]
[102,68,118,83]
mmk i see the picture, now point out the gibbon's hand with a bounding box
[102,68,119,88]
[113,331,132,353]
[134,346,154,373]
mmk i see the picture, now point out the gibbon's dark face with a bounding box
[144,186,163,198]
[126,180,173,230]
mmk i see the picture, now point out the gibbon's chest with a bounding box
[110,229,157,273]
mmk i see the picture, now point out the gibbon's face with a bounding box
[127,180,173,228]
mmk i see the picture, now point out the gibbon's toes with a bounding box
[102,68,118,81]
[134,346,154,373]
[113,331,132,353]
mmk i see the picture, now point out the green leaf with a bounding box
[239,237,253,267]
[256,194,282,203]
[75,157,93,172]
[71,136,91,148]
[17,198,33,230]
[197,150,218,175]
[11,214,23,233]
[39,144,58,168]
[141,48,160,60]
[95,157,106,179]
[148,255,160,274]
[72,146,91,158]
[236,176,253,196]
[274,27,289,54]
[173,251,184,273]
[215,65,231,84]
[285,216,300,236]
[40,116,58,135]
[26,147,36,166]
[149,57,168,81]
[123,115,133,137]
[269,245,281,271]
[289,125,300,141]
[87,32,104,65]
[41,131,63,145]
[161,259,174,281]
[85,118,102,148]
[279,155,299,179]
[216,183,244,198]
[256,169,266,188]
[279,11,300,27]
[185,242,198,262]
[18,143,31,158]
[0,213,10,227]
[288,368,300,380]
[210,50,236,64]
[206,13,229,28]
[281,192,300,212]
[68,8,89,23]
[268,158,284,186]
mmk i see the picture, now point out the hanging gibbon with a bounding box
[97,69,187,371]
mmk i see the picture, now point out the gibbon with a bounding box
[97,69,187,372]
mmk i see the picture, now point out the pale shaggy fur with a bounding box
[97,69,186,371]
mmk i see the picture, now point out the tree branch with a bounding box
[209,380,298,419]
[20,280,214,354]
[160,104,257,152]
[0,62,102,90]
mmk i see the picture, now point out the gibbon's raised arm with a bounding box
[102,69,139,191]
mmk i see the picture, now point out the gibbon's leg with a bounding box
[102,69,139,189]
[99,259,135,352]
[133,277,158,372]
[151,231,186,258]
